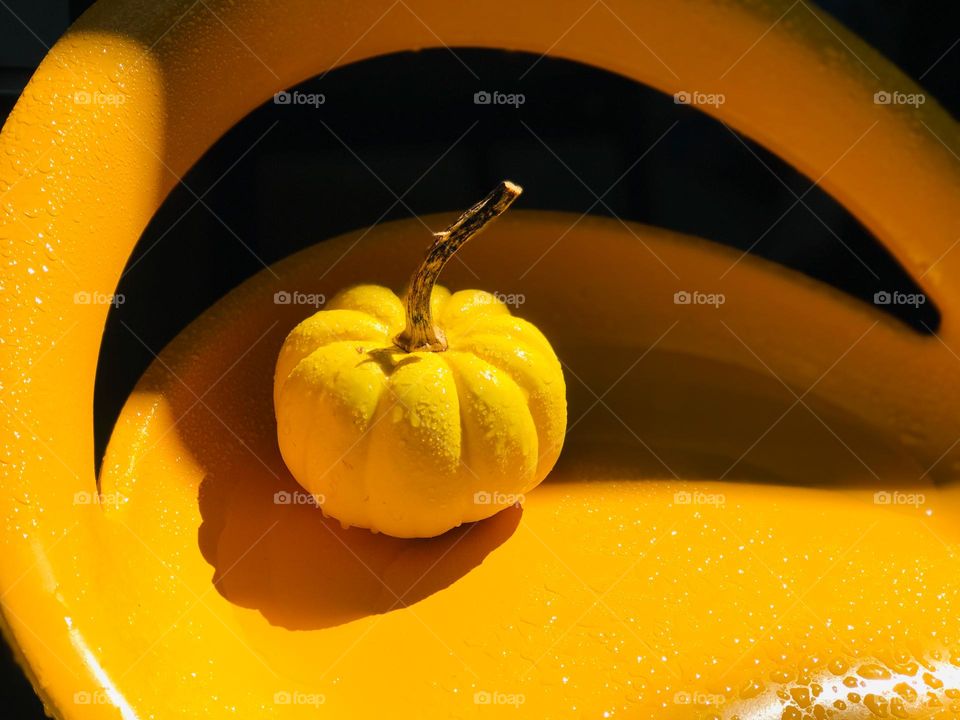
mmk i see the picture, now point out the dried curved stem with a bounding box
[394,180,522,352]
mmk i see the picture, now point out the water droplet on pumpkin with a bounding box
[828,658,848,675]
[789,687,811,708]
[857,664,891,680]
[893,682,918,702]
[863,693,888,716]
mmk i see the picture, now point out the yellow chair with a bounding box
[2,0,959,717]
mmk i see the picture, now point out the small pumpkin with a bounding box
[273,182,567,537]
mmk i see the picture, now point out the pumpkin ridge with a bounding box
[442,350,538,499]
[439,351,486,523]
[273,309,390,406]
[456,334,565,481]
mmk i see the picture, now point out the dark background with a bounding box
[2,1,959,716]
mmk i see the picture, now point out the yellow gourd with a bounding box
[273,182,566,537]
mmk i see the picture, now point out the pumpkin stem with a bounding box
[394,180,523,353]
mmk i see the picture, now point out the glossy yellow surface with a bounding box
[1,0,959,718]
[102,214,960,719]
[274,284,566,537]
